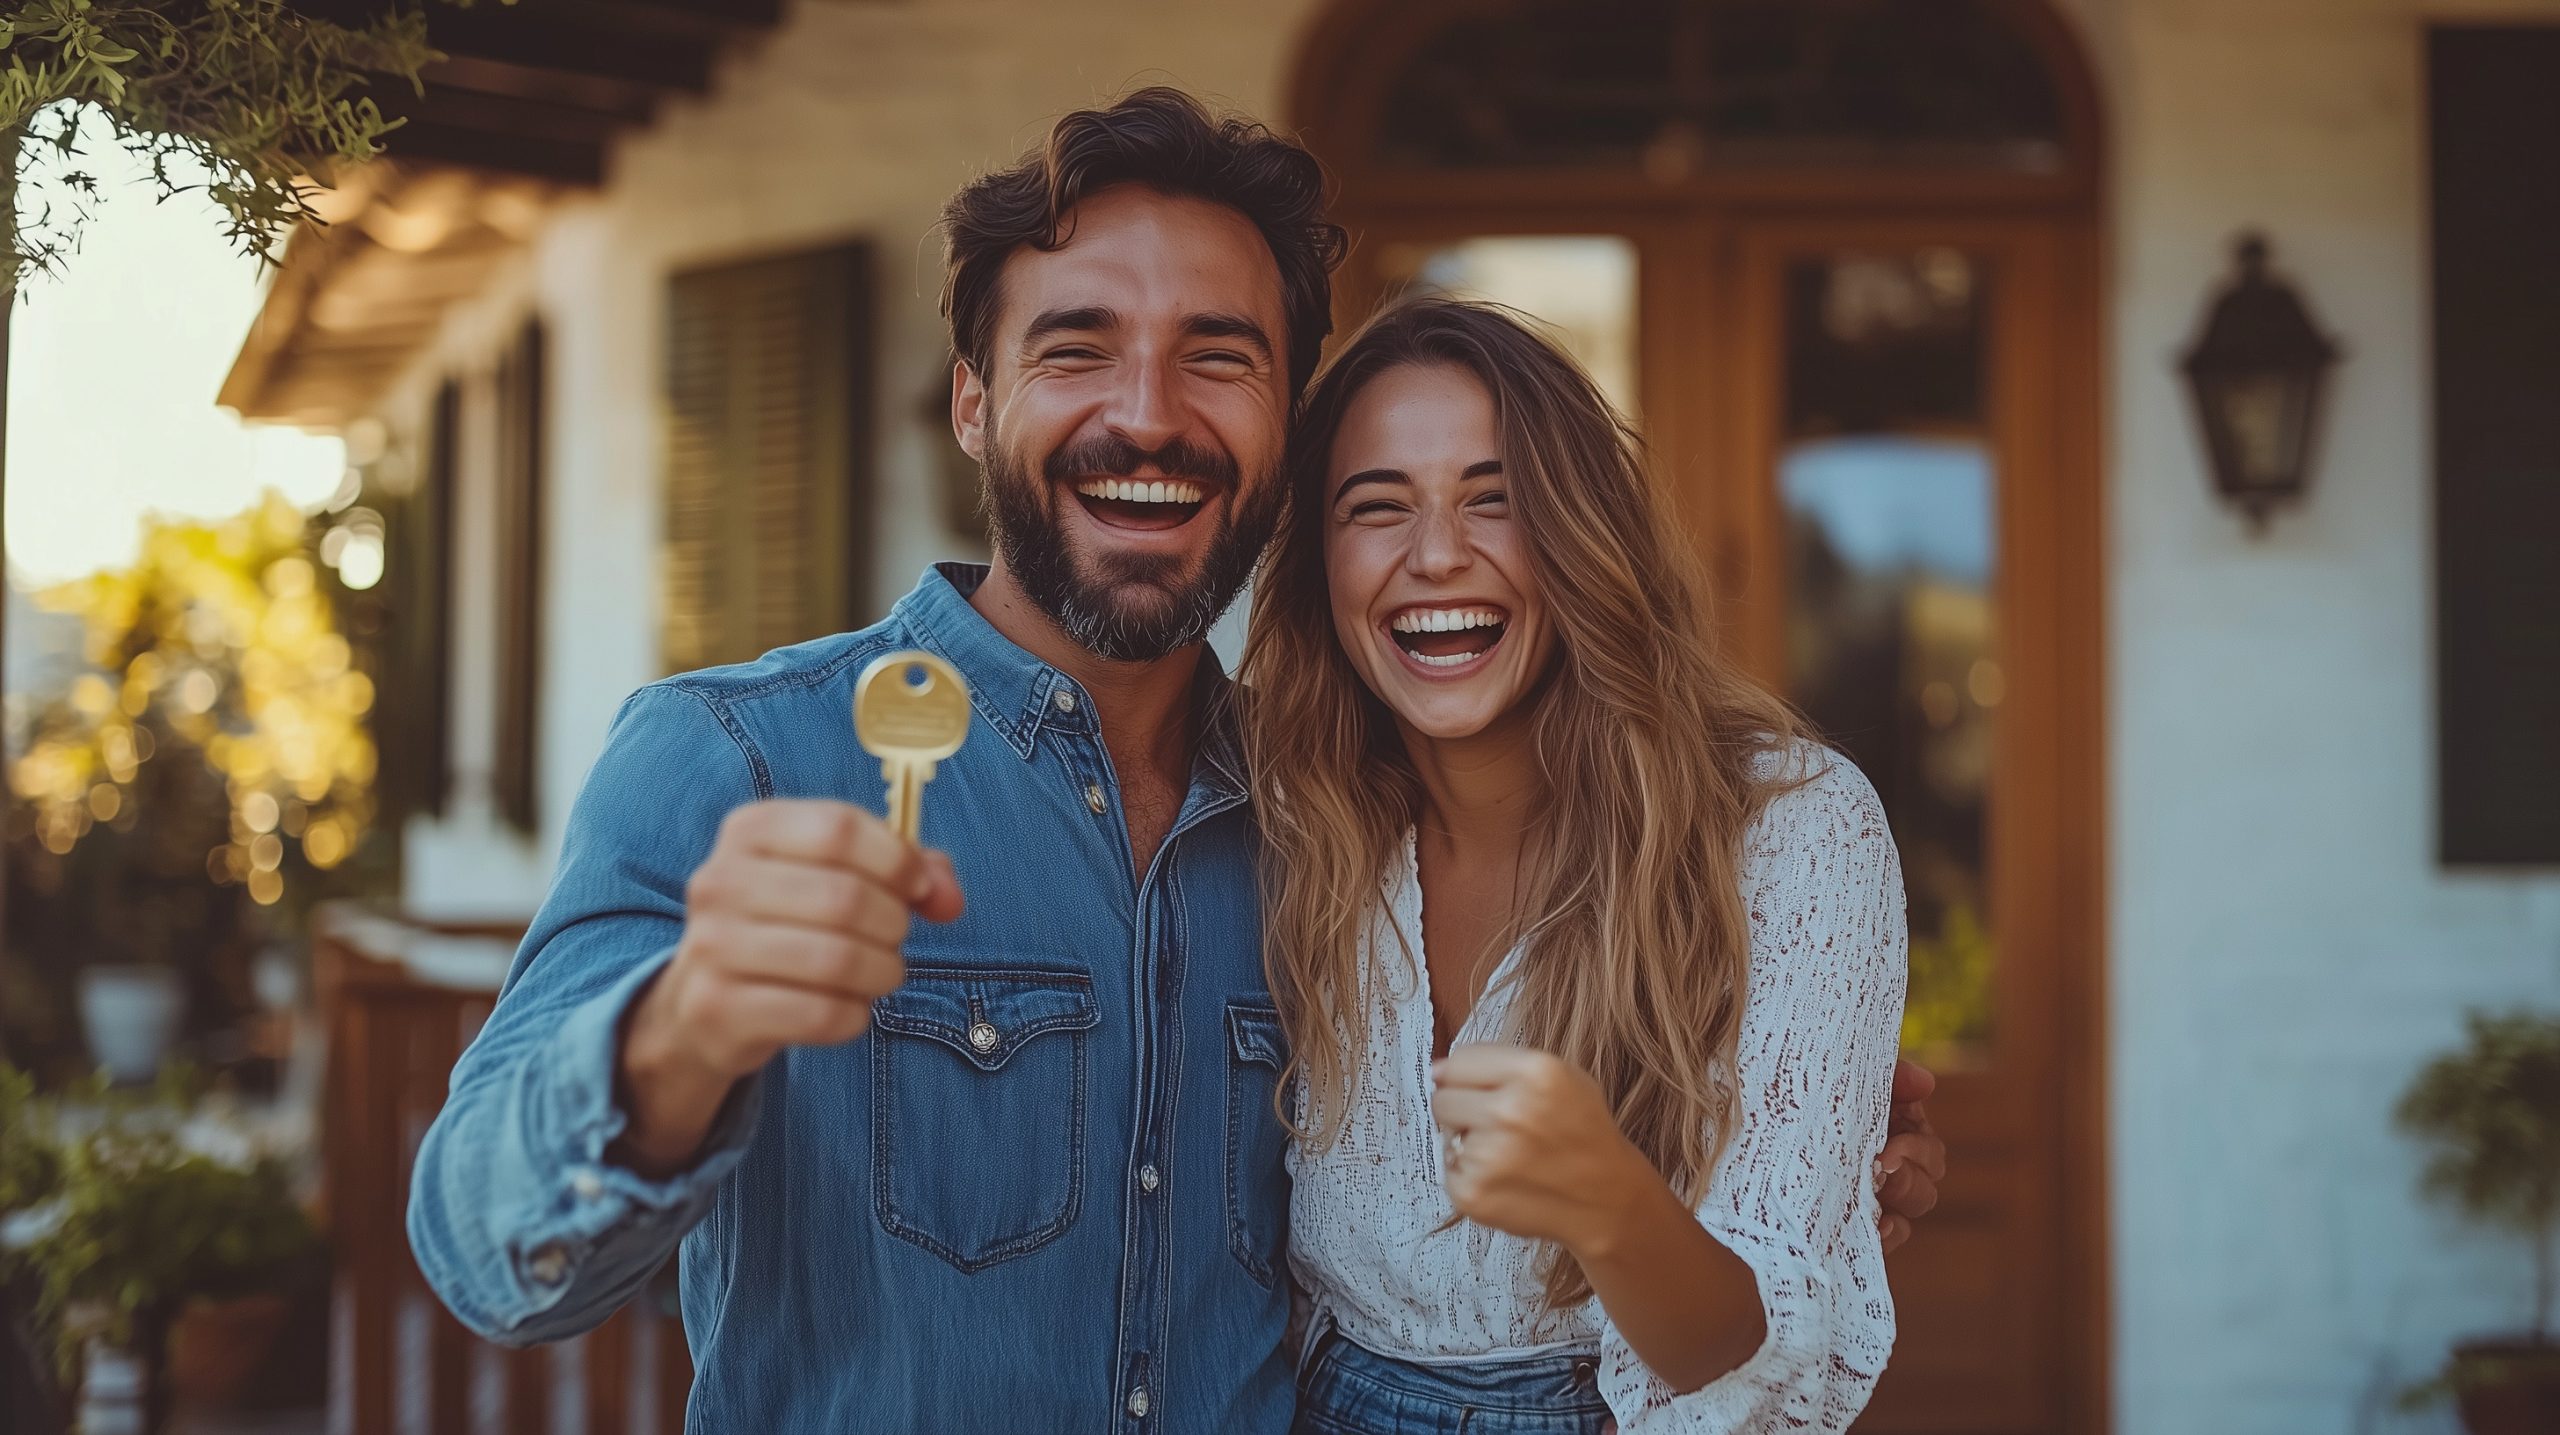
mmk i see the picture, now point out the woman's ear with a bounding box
[951,361,989,462]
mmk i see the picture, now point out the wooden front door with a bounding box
[1332,213,2099,1432]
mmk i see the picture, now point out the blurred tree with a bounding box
[0,0,514,1042]
[4,495,376,1070]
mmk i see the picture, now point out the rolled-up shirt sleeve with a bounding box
[407,683,766,1346]
[1597,757,1909,1433]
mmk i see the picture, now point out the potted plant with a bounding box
[2397,1009,2560,1435]
[0,1064,67,1433]
[6,1067,318,1434]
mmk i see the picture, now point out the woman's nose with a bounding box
[1404,504,1472,579]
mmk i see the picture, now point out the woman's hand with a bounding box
[1429,1043,1662,1259]
[1436,1042,1769,1393]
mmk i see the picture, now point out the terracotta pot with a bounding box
[164,1293,290,1412]
[2452,1338,2560,1435]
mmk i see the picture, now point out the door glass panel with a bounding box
[1365,0,2067,174]
[1373,235,1641,419]
[1778,249,1997,1067]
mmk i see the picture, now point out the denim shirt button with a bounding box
[1053,689,1077,714]
[1125,1386,1150,1419]
[1085,783,1106,814]
[527,1244,569,1287]
[967,1021,1000,1054]
[571,1168,605,1203]
[1138,1164,1160,1193]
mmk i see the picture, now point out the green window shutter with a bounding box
[378,380,460,825]
[661,242,875,674]
[492,319,546,836]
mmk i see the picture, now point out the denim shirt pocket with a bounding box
[871,965,1099,1271]
[1224,998,1290,1288]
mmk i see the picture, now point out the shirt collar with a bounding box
[889,562,1247,804]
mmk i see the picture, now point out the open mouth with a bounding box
[1071,476,1212,532]
[1386,604,1509,671]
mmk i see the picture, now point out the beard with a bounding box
[981,418,1284,663]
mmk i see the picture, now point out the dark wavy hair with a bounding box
[938,86,1348,395]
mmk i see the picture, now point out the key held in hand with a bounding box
[853,650,971,842]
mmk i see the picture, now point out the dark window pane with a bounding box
[2431,27,2560,864]
[1373,0,2066,174]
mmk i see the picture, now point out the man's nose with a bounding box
[1099,353,1186,457]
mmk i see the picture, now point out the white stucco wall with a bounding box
[2104,1,2560,1431]
[381,0,2560,1429]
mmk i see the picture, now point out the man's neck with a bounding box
[968,559,1203,789]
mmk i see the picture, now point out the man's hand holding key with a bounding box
[616,800,965,1174]
[617,653,975,1176]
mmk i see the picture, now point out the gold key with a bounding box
[852,651,972,843]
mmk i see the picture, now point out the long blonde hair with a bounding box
[1240,298,1808,1307]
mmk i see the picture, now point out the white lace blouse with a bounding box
[1285,745,1908,1433]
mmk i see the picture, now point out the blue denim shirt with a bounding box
[408,563,1294,1434]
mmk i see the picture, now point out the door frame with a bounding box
[1291,6,2111,1432]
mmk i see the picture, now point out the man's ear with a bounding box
[951,360,988,462]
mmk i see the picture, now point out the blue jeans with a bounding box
[1294,1324,1613,1435]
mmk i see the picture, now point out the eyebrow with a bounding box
[1021,305,1118,347]
[1333,459,1503,502]
[1017,307,1275,361]
[1183,312,1275,361]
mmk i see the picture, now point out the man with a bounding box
[409,88,1943,1432]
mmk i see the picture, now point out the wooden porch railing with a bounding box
[314,906,691,1435]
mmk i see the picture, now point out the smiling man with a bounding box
[407,89,1943,1434]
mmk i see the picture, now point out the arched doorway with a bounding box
[1292,4,2109,1431]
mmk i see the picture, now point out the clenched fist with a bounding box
[1430,1044,1653,1255]
[616,799,965,1173]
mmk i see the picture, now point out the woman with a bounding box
[1240,299,1906,1435]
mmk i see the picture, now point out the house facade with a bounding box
[220,2,2560,1432]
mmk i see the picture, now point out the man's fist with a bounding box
[616,800,964,1172]
[1876,1057,1946,1254]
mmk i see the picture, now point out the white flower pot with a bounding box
[78,1337,149,1435]
[76,966,184,1084]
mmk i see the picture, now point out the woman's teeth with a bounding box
[1074,477,1206,505]
[1388,607,1505,634]
[1387,606,1509,669]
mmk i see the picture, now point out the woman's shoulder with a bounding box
[1742,738,1895,863]
[1738,741,1906,989]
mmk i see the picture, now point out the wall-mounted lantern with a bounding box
[2179,233,2341,533]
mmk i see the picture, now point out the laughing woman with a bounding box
[1241,299,1907,1435]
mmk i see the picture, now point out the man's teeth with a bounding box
[1075,478,1206,505]
[1389,607,1506,634]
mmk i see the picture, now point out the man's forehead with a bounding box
[996,186,1285,335]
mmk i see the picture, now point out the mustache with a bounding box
[1044,432,1240,491]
